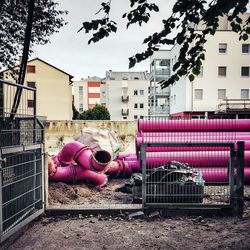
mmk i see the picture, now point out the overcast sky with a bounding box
[33,0,175,80]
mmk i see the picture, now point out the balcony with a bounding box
[122,108,129,116]
[149,105,170,115]
[150,68,171,81]
[149,87,170,98]
[121,95,129,102]
[217,99,250,112]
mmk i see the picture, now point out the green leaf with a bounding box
[242,34,249,41]
[188,74,195,82]
[110,24,117,32]
[129,57,136,68]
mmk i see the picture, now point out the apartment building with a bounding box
[2,58,73,120]
[154,13,250,119]
[73,76,102,112]
[149,50,171,117]
[102,71,149,121]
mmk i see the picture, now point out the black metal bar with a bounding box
[33,90,37,143]
[141,143,147,208]
[236,141,244,217]
[145,142,234,148]
[0,80,36,92]
[9,0,36,122]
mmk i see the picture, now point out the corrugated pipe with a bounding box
[57,141,111,172]
[105,160,132,178]
[138,119,250,132]
[49,163,108,188]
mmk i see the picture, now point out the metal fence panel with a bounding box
[0,80,44,242]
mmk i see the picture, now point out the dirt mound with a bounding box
[48,179,133,206]
[48,182,92,204]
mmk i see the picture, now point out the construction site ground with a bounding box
[1,182,250,250]
[3,213,250,250]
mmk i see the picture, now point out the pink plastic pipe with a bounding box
[126,151,250,167]
[119,160,250,184]
[195,167,250,184]
[138,119,250,132]
[57,141,111,172]
[105,160,132,178]
[117,152,135,160]
[140,132,250,138]
[49,164,108,188]
[136,137,250,150]
[136,141,250,152]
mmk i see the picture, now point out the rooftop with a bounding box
[105,71,149,81]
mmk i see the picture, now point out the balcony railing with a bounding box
[149,87,170,98]
[155,68,170,75]
[121,108,129,116]
[149,105,170,115]
[217,99,250,112]
[121,95,129,102]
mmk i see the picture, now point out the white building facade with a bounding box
[160,14,250,119]
[73,76,102,112]
[102,71,149,121]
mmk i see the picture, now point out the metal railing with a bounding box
[217,99,250,112]
[140,142,244,215]
[0,79,44,242]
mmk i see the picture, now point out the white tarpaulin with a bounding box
[74,127,120,159]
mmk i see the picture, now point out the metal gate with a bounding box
[0,79,44,242]
[140,142,244,215]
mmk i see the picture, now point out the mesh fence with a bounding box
[137,117,246,209]
[0,80,43,147]
[1,148,43,234]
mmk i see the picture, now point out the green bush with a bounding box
[77,104,110,120]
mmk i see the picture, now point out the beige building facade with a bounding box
[3,58,73,120]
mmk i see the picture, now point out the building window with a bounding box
[218,89,226,100]
[241,89,249,99]
[79,103,83,112]
[218,66,227,77]
[134,103,138,109]
[140,116,143,119]
[27,81,36,88]
[27,65,36,73]
[241,67,250,77]
[123,117,127,120]
[194,89,203,100]
[139,103,144,109]
[134,90,138,96]
[79,86,83,95]
[27,99,34,108]
[219,43,227,54]
[134,77,139,80]
[242,44,250,54]
[134,115,138,120]
[139,90,144,96]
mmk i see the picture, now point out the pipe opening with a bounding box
[94,150,111,165]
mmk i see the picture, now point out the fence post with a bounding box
[236,141,244,216]
[141,143,147,209]
[0,151,3,237]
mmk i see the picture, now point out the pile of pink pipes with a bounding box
[120,119,250,184]
[48,141,138,188]
[49,119,250,187]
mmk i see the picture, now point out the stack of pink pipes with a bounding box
[49,119,250,187]
[121,119,250,184]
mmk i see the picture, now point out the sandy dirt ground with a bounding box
[1,182,250,250]
[3,214,250,250]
